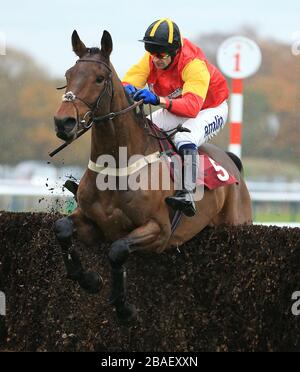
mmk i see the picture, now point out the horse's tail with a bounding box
[226,151,244,174]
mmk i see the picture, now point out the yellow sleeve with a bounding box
[181,59,210,100]
[122,53,150,89]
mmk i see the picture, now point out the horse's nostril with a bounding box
[54,117,77,132]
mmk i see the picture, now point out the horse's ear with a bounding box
[101,30,113,59]
[72,30,87,58]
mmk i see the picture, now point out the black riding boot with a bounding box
[165,148,198,217]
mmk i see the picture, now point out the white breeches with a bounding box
[149,100,228,150]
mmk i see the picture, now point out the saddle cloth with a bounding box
[150,123,238,190]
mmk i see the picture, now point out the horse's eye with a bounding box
[96,76,104,84]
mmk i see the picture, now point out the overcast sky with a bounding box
[1,0,299,78]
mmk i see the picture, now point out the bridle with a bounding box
[51,56,185,158]
[60,57,142,131]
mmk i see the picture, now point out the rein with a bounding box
[93,100,143,123]
[50,99,143,158]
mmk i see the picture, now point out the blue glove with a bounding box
[133,89,160,105]
[124,84,137,97]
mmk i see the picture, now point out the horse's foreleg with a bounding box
[108,220,169,323]
[54,209,103,294]
[54,216,80,280]
[108,238,135,322]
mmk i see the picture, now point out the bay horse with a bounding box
[53,30,252,323]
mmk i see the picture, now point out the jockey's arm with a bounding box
[160,59,210,118]
[122,52,150,89]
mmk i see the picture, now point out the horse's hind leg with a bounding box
[54,208,103,294]
[217,179,253,225]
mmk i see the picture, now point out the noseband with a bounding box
[61,58,142,131]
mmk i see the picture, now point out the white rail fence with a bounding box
[0,180,300,228]
[0,180,74,214]
[248,182,300,227]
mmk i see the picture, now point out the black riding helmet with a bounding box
[139,18,182,56]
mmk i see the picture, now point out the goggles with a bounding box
[150,52,170,60]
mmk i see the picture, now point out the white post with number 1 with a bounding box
[217,36,262,158]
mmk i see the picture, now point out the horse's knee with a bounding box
[54,217,74,242]
[109,240,130,267]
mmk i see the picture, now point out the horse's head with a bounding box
[54,30,113,141]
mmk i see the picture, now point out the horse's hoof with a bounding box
[116,303,138,325]
[78,272,103,294]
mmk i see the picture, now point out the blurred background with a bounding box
[0,0,299,224]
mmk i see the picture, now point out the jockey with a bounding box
[122,18,229,217]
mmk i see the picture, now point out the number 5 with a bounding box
[209,159,230,182]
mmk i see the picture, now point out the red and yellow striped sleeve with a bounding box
[169,59,210,118]
[122,53,150,89]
